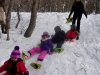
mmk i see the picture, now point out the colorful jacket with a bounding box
[0,58,28,75]
[66,30,77,39]
[40,39,53,53]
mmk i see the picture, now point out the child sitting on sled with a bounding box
[0,46,29,75]
[65,25,78,42]
[51,26,66,52]
[51,26,66,48]
[23,31,54,69]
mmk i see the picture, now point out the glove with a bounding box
[49,52,53,55]
[23,71,29,75]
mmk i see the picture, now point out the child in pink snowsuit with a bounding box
[24,31,53,65]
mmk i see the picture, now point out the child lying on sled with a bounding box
[65,25,79,42]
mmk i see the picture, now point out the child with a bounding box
[0,46,29,75]
[66,25,78,42]
[51,26,66,48]
[23,31,53,69]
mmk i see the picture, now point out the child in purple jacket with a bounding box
[23,31,53,68]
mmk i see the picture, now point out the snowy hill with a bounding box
[0,12,100,75]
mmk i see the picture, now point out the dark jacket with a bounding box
[40,39,54,53]
[52,30,66,43]
[0,58,28,75]
[69,1,87,18]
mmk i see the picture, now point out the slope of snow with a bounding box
[0,12,100,75]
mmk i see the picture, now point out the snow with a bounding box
[0,12,100,75]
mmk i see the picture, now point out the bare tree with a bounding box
[6,0,14,40]
[95,0,100,14]
[24,0,38,38]
[15,0,29,28]
[2,0,100,14]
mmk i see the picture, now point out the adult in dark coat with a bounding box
[51,26,66,48]
[68,0,87,32]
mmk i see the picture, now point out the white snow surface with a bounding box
[0,12,100,75]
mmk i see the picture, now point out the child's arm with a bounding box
[48,40,54,53]
[0,61,8,72]
[61,30,67,40]
[18,61,29,75]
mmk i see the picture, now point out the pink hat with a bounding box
[42,31,50,37]
[10,46,20,58]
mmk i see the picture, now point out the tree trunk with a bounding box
[95,0,100,14]
[6,0,14,40]
[15,8,20,28]
[24,0,38,38]
[15,0,29,28]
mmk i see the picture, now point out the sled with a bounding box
[54,48,64,53]
[21,51,26,63]
[66,17,73,24]
[30,62,41,69]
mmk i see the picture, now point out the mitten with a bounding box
[23,71,29,75]
[49,52,53,55]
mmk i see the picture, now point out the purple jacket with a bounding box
[40,39,53,53]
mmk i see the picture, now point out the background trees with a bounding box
[0,0,99,40]
[24,0,38,37]
[4,0,100,14]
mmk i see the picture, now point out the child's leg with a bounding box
[30,51,47,69]
[36,51,47,64]
[56,41,64,48]
[25,47,41,58]
[29,47,41,54]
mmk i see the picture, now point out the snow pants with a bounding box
[28,47,47,61]
[72,15,82,32]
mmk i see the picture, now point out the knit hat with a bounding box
[10,46,20,58]
[54,26,61,32]
[70,25,76,30]
[42,31,50,37]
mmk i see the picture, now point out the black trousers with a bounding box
[51,38,64,48]
[72,16,82,32]
[56,41,64,48]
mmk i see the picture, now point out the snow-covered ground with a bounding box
[0,12,100,75]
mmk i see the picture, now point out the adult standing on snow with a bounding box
[68,0,87,33]
[0,0,7,34]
